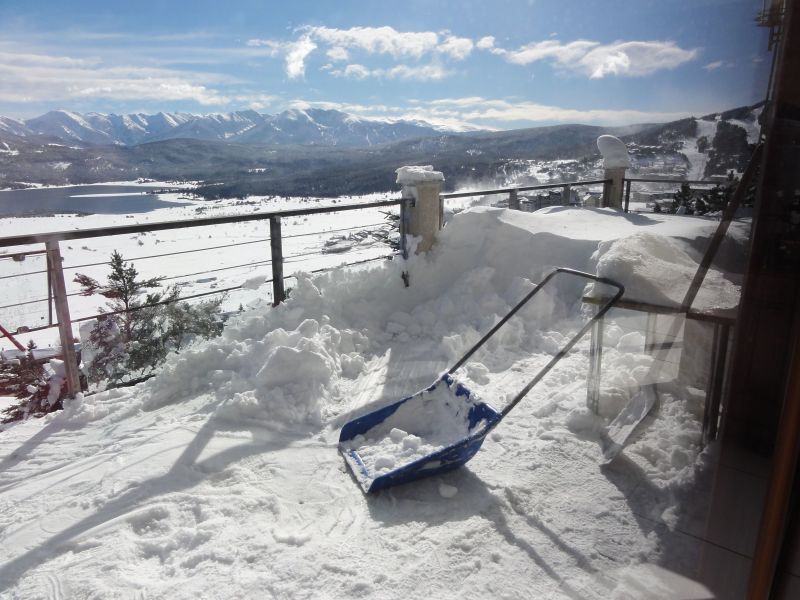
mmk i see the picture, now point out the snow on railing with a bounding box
[439,178,611,210]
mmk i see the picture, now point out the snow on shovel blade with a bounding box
[338,374,501,493]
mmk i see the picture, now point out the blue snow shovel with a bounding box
[339,268,624,493]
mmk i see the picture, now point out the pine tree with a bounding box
[75,251,224,387]
[671,182,694,214]
[0,341,64,424]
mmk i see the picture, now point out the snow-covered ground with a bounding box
[0,204,748,599]
[681,119,718,181]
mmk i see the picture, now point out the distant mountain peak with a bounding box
[4,108,472,148]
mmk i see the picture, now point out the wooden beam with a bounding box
[45,240,81,397]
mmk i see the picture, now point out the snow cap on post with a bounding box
[596,135,630,169]
[395,165,445,185]
[395,165,445,254]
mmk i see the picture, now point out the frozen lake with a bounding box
[0,184,191,216]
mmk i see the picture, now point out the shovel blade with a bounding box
[338,375,501,493]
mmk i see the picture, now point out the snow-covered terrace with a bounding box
[0,200,757,598]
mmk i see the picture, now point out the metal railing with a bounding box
[0,198,407,395]
[622,177,721,213]
[0,175,616,396]
[440,178,611,209]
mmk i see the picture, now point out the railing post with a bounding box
[623,179,632,213]
[562,184,571,206]
[45,240,81,398]
[395,165,445,254]
[46,262,54,326]
[399,198,410,287]
[509,188,520,210]
[269,216,285,306]
[597,135,630,209]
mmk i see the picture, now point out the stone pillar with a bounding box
[597,135,630,210]
[395,165,445,254]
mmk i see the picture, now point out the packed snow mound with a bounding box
[395,164,445,184]
[597,135,631,168]
[143,314,368,430]
[107,207,741,432]
[344,380,487,484]
[593,232,740,310]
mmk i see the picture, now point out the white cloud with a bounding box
[502,40,598,66]
[288,99,400,115]
[284,35,317,79]
[0,50,231,105]
[247,36,319,78]
[329,63,449,81]
[305,26,439,59]
[436,35,474,60]
[231,93,277,111]
[476,36,496,50]
[341,64,370,79]
[245,38,284,55]
[425,96,690,125]
[0,51,100,68]
[288,95,693,131]
[485,38,698,78]
[247,26,474,81]
[703,60,724,71]
[581,41,698,78]
[326,46,349,62]
[385,64,450,80]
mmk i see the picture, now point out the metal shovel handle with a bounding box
[446,267,624,422]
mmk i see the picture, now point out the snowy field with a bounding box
[0,203,750,598]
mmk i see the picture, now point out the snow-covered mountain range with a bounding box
[0,108,465,147]
[0,103,763,194]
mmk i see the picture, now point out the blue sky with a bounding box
[0,0,771,129]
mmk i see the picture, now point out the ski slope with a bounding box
[0,206,749,599]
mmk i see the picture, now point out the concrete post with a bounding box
[395,165,445,254]
[597,135,630,210]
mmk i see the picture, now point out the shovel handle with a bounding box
[447,268,624,421]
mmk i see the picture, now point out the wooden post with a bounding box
[45,240,81,398]
[509,188,520,210]
[269,216,285,306]
[562,184,571,206]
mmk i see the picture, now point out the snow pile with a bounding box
[395,165,445,185]
[0,206,750,599]
[144,314,369,430]
[597,135,631,169]
[593,231,740,310]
